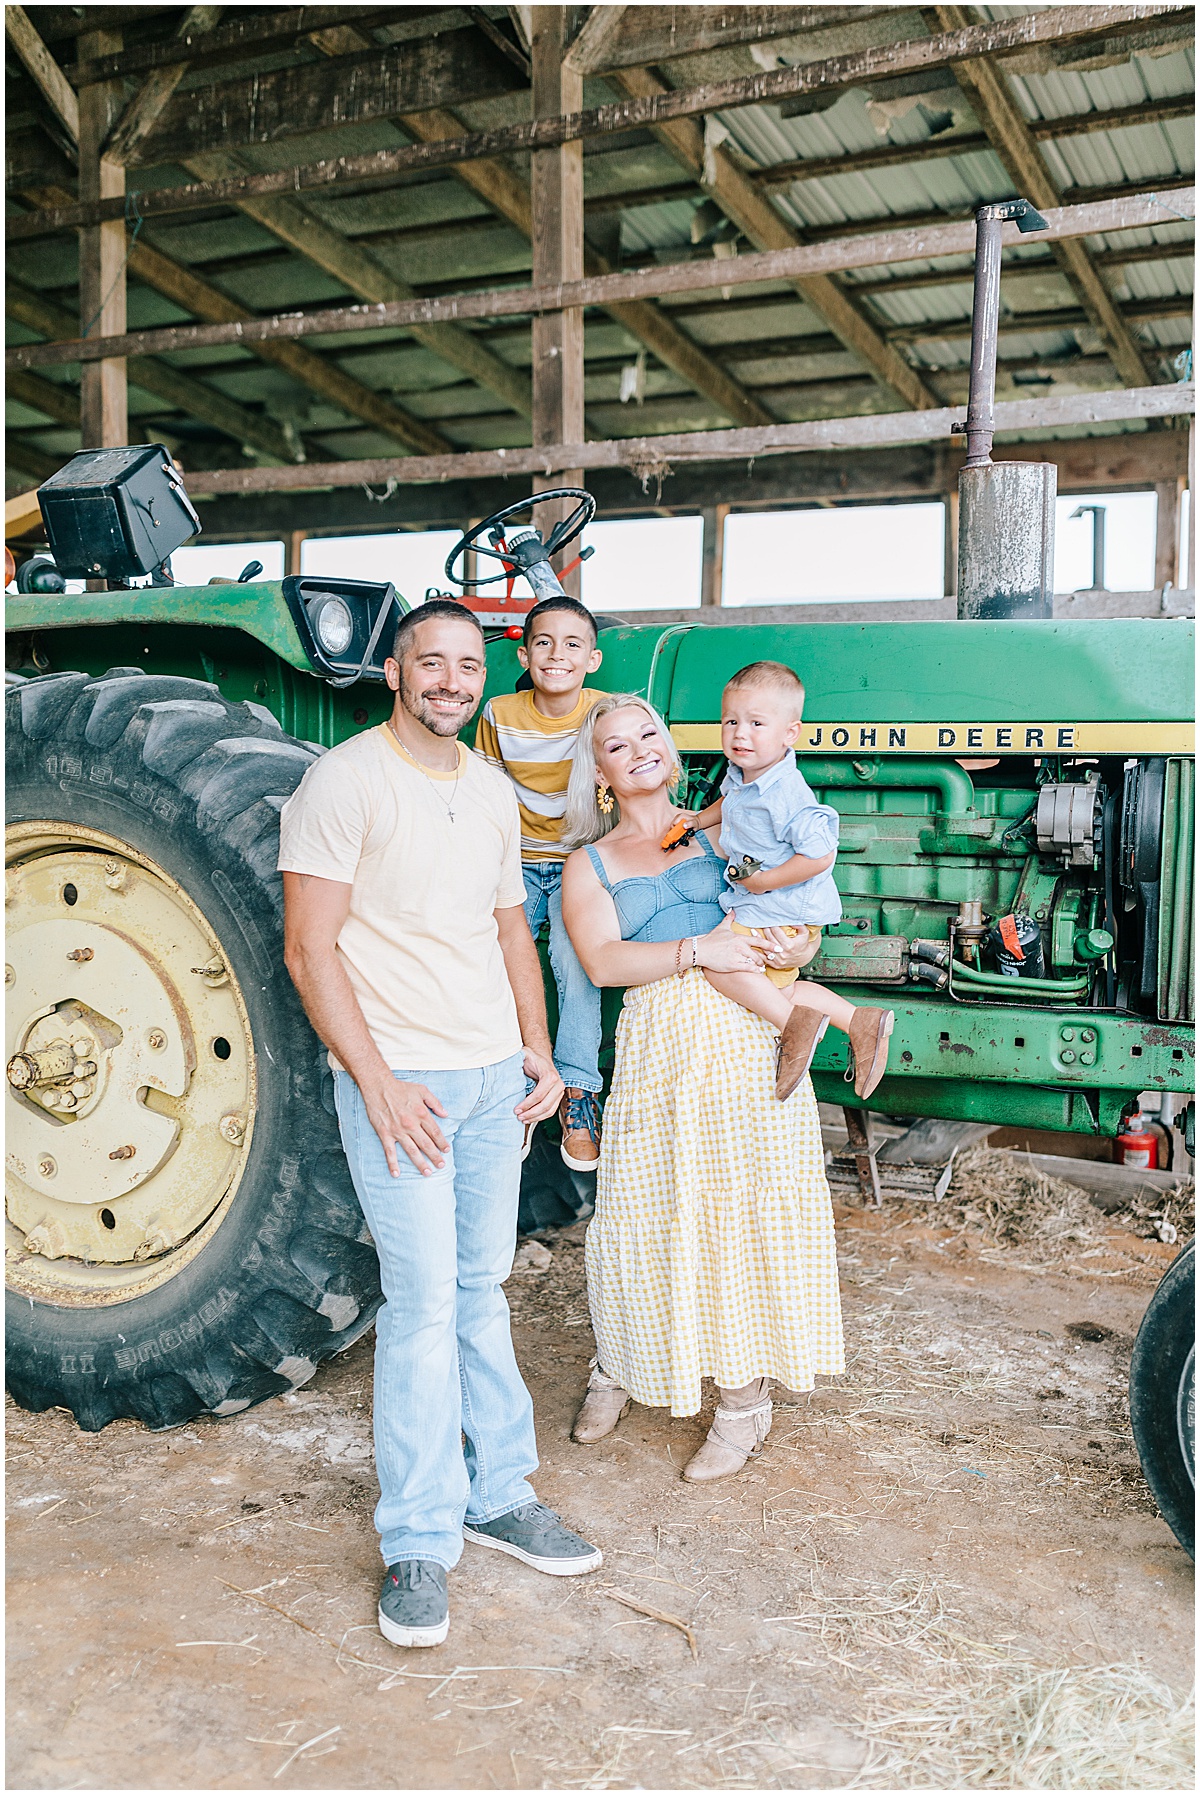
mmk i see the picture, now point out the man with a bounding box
[280,601,603,1651]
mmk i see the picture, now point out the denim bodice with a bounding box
[585,831,726,942]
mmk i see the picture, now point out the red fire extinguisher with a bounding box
[1115,1112,1158,1169]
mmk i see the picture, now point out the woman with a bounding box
[560,694,845,1482]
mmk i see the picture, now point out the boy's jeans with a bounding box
[522,860,602,1094]
[333,1053,539,1569]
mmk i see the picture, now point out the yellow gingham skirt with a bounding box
[586,969,845,1417]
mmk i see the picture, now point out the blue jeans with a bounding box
[333,1053,539,1569]
[523,860,602,1094]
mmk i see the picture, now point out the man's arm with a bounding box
[282,871,449,1177]
[494,902,564,1122]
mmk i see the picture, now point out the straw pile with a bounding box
[921,1145,1194,1263]
[779,1574,1194,1788]
[856,1659,1196,1789]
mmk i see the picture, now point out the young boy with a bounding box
[475,597,608,1169]
[702,660,894,1102]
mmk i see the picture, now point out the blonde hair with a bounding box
[724,659,806,717]
[563,693,682,848]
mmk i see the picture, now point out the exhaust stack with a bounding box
[956,199,1055,621]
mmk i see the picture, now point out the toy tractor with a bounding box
[5,203,1194,1557]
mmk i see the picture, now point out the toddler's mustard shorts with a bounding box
[730,919,822,989]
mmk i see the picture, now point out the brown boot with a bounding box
[560,1089,601,1172]
[847,1007,895,1099]
[776,1010,829,1100]
[682,1379,772,1481]
[572,1361,630,1443]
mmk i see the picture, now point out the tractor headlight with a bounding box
[309,595,354,658]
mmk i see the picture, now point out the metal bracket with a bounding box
[842,1106,882,1208]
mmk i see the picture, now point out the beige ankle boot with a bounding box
[682,1379,772,1481]
[572,1360,630,1443]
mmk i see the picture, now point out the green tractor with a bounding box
[6,187,1196,1553]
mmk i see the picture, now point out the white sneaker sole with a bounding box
[377,1604,449,1648]
[462,1526,604,1577]
[560,1142,600,1173]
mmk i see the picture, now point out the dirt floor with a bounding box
[6,1148,1195,1791]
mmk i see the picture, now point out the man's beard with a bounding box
[398,666,478,738]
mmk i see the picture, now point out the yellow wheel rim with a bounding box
[5,821,257,1307]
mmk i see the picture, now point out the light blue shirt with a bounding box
[717,750,842,929]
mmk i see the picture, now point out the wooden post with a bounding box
[286,529,306,576]
[77,27,128,448]
[1154,477,1181,592]
[943,487,959,599]
[530,7,584,598]
[700,504,729,606]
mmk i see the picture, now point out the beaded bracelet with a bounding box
[674,937,686,977]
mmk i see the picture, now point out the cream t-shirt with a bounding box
[277,724,527,1071]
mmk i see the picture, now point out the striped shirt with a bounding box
[475,686,609,862]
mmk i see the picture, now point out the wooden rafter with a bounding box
[6,277,303,464]
[17,189,1183,373]
[401,108,773,429]
[180,150,534,420]
[10,5,1186,241]
[102,5,223,167]
[609,63,940,412]
[119,28,524,165]
[934,2,1156,388]
[176,382,1195,497]
[4,6,79,142]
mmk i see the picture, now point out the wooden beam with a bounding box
[188,430,1191,537]
[181,150,534,419]
[568,5,881,73]
[757,95,1196,192]
[1155,477,1183,588]
[400,107,773,428]
[850,237,1195,297]
[121,29,524,166]
[66,8,421,82]
[77,25,127,448]
[123,236,453,457]
[6,277,303,464]
[4,6,79,142]
[530,8,585,593]
[103,5,224,167]
[5,439,63,484]
[18,190,1184,372]
[6,487,44,539]
[934,2,1155,388]
[11,5,1184,238]
[562,5,629,74]
[611,64,940,413]
[6,369,81,428]
[700,503,729,606]
[175,383,1194,497]
[882,297,1191,343]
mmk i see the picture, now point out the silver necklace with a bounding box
[390,723,462,821]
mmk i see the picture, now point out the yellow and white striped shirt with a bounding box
[475,687,609,862]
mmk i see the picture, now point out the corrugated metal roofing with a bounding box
[5,3,1195,486]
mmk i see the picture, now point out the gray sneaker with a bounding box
[378,1559,449,1647]
[463,1502,603,1577]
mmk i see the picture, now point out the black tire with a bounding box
[5,669,382,1431]
[1129,1238,1195,1557]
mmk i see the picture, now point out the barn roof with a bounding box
[5,3,1195,507]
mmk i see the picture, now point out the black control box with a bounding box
[38,444,201,581]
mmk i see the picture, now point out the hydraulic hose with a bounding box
[802,758,976,816]
[950,960,1089,998]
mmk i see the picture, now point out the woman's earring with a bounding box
[597,785,614,815]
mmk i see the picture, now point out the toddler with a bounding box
[702,660,894,1101]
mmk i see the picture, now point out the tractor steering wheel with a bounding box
[444,487,595,590]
